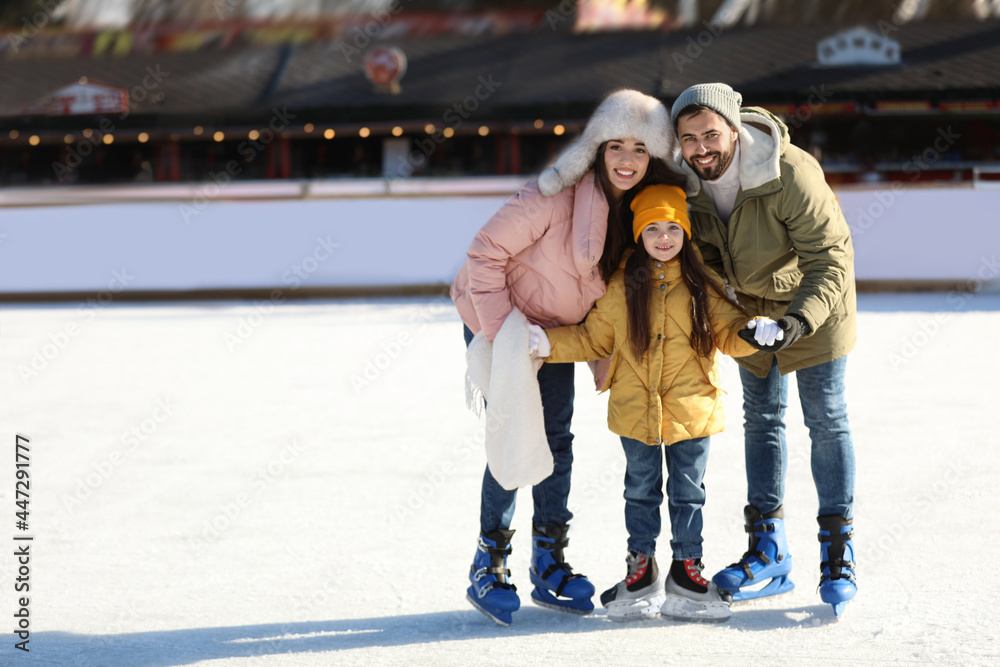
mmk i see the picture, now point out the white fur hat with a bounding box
[537,89,675,197]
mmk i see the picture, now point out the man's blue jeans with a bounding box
[465,326,575,533]
[740,356,855,519]
[620,436,711,559]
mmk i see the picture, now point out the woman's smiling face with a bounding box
[603,138,651,199]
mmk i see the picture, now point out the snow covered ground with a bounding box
[1,291,998,666]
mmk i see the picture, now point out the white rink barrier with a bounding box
[837,184,1000,290]
[0,179,997,296]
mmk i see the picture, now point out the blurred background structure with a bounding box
[0,0,998,186]
[1,1,999,300]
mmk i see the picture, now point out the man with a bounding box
[670,83,857,616]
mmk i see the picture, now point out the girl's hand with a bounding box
[526,323,551,357]
[746,318,784,347]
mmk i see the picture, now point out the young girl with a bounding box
[527,184,781,622]
[452,89,691,626]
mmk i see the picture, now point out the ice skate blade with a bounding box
[466,591,513,626]
[530,589,594,615]
[820,581,856,615]
[604,593,667,622]
[659,595,732,623]
[730,575,795,603]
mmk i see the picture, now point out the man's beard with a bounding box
[688,144,736,181]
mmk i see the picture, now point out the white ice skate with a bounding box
[660,558,733,623]
[601,552,666,622]
[606,590,667,622]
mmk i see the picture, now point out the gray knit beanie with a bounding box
[670,83,742,133]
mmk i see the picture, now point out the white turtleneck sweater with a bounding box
[702,139,742,225]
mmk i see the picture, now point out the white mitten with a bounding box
[747,318,784,347]
[526,323,551,357]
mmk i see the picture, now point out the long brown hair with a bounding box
[593,144,687,283]
[623,235,749,360]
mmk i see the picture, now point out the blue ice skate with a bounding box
[713,505,794,601]
[818,514,856,617]
[467,529,520,625]
[528,524,595,614]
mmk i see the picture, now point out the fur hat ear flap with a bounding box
[538,165,567,197]
[539,89,675,197]
[538,132,591,196]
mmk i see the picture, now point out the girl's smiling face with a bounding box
[641,221,685,263]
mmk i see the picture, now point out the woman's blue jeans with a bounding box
[465,326,575,533]
[620,436,711,559]
[739,356,855,519]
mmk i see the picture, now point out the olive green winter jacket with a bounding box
[678,107,857,377]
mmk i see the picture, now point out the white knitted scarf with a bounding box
[465,307,553,491]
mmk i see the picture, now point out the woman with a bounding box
[450,89,687,626]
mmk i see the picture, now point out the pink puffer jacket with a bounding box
[451,171,610,341]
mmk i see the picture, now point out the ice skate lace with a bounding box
[624,553,649,585]
[684,559,709,587]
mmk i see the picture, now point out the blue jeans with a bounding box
[740,356,855,518]
[620,436,710,559]
[464,326,575,533]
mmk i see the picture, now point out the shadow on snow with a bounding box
[33,604,838,666]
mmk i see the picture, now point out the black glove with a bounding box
[738,314,810,353]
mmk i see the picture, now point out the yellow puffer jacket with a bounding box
[545,257,757,446]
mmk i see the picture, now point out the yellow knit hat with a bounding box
[631,184,690,242]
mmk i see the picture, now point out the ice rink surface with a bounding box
[1,291,998,666]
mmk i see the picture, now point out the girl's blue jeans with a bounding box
[619,435,711,559]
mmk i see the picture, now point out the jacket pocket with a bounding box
[771,268,803,297]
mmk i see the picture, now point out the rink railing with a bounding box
[0,176,532,206]
[1,173,993,207]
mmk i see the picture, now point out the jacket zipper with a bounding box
[689,200,741,292]
[691,187,772,293]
